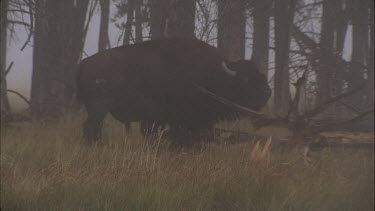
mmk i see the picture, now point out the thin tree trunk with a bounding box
[174,0,196,38]
[252,0,271,77]
[99,0,110,51]
[273,0,296,115]
[123,0,135,45]
[31,0,47,116]
[348,0,368,109]
[1,0,10,113]
[161,0,195,38]
[335,0,350,54]
[53,0,90,112]
[149,0,195,39]
[368,1,374,106]
[42,0,63,117]
[134,0,143,43]
[149,0,165,39]
[332,0,350,98]
[217,0,245,60]
[316,0,336,105]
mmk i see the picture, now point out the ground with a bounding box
[1,114,374,211]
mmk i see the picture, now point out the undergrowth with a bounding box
[1,116,374,210]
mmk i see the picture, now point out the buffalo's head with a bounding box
[221,59,271,111]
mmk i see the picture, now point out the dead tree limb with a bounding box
[20,0,34,51]
[194,84,266,118]
[299,85,365,120]
[317,109,374,131]
[4,61,13,76]
[196,80,371,144]
[6,89,31,106]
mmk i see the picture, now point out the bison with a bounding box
[77,38,271,143]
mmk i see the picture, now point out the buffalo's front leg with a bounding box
[83,104,108,144]
[140,120,166,136]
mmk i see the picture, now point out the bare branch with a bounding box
[337,100,362,114]
[6,89,31,106]
[7,20,31,27]
[4,61,14,76]
[6,8,32,14]
[20,0,34,51]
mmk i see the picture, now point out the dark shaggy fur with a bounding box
[77,38,271,143]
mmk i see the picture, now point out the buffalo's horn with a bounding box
[221,61,237,77]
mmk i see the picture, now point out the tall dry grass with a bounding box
[1,115,374,210]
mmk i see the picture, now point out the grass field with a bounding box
[1,115,374,211]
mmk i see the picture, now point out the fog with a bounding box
[5,2,354,109]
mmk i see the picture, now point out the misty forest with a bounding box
[1,0,374,210]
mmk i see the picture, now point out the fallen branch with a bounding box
[317,109,374,131]
[214,128,374,150]
[299,85,365,120]
[337,100,362,114]
[194,84,266,119]
[195,81,371,145]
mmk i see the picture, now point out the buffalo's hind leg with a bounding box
[83,104,108,144]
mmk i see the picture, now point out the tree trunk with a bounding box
[123,0,135,45]
[348,0,368,109]
[273,0,296,115]
[31,0,47,116]
[149,0,195,39]
[31,0,89,118]
[335,0,350,54]
[149,0,165,39]
[173,0,196,37]
[252,0,271,77]
[217,0,245,60]
[162,0,196,38]
[59,0,90,108]
[1,0,10,114]
[316,0,336,105]
[134,0,143,43]
[368,1,374,106]
[99,0,110,51]
[332,0,350,98]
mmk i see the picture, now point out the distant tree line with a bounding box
[1,0,374,121]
